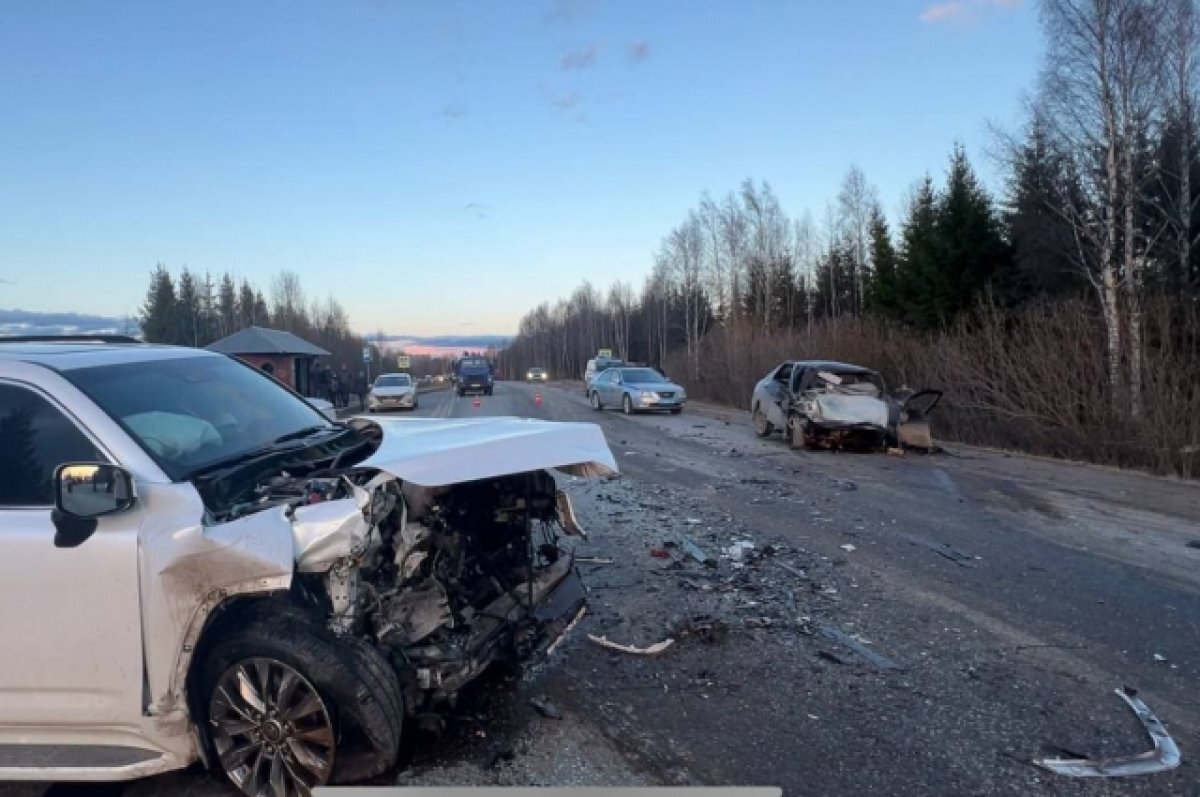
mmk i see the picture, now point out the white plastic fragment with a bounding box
[1034,688,1181,778]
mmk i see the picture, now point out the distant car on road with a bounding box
[368,372,418,412]
[589,366,685,415]
[751,360,941,451]
[583,356,624,395]
[526,367,548,382]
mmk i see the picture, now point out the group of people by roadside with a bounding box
[315,362,369,410]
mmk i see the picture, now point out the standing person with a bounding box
[354,371,368,410]
[317,364,332,403]
[339,364,351,409]
[329,368,341,408]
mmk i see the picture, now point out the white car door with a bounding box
[760,363,793,429]
[0,381,144,737]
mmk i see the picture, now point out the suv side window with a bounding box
[0,383,105,507]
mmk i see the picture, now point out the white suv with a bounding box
[0,337,615,796]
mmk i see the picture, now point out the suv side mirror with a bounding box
[52,463,135,549]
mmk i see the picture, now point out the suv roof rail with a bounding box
[0,334,144,344]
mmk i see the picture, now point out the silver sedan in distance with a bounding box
[588,366,686,415]
[368,372,418,412]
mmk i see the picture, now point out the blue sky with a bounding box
[0,0,1040,336]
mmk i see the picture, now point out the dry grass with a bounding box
[665,299,1200,478]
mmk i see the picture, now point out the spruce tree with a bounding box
[896,176,941,328]
[865,205,899,318]
[935,144,1010,322]
[177,269,200,346]
[139,264,179,343]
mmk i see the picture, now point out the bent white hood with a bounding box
[351,416,619,487]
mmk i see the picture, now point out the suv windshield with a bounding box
[65,355,333,480]
[620,368,665,384]
[375,375,410,387]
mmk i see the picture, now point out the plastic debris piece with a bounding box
[724,540,755,561]
[840,543,857,552]
[649,547,671,559]
[1034,687,1181,778]
[587,634,674,656]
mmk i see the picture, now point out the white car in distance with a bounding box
[368,372,417,412]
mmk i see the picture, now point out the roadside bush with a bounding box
[664,298,1200,478]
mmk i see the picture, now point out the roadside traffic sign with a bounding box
[396,354,411,370]
[362,346,370,362]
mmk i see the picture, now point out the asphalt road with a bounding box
[11,381,1199,796]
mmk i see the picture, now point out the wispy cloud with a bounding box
[544,0,591,25]
[920,1,968,24]
[464,202,491,220]
[920,0,1023,25]
[560,43,601,71]
[625,40,651,64]
[440,102,467,120]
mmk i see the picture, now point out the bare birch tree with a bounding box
[1039,0,1129,409]
[837,165,878,316]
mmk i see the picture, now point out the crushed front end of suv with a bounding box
[0,340,616,797]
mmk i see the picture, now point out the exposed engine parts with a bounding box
[280,466,585,716]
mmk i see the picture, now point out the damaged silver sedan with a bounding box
[0,341,616,797]
[750,359,942,451]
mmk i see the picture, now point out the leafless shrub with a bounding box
[666,297,1199,477]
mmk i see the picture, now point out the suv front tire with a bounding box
[198,611,403,796]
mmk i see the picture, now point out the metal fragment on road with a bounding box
[818,625,903,671]
[587,633,674,656]
[681,536,715,567]
[1034,688,1181,778]
[529,697,564,720]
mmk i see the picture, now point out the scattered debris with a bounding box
[1153,653,1167,663]
[587,634,675,656]
[1187,540,1200,550]
[1034,687,1181,778]
[576,556,614,564]
[930,543,975,567]
[724,540,755,561]
[840,544,857,553]
[529,697,563,720]
[685,518,703,525]
[649,547,671,559]
[887,447,906,458]
[668,614,729,644]
[818,626,902,671]
[681,536,716,567]
[819,649,855,666]
[773,560,807,579]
